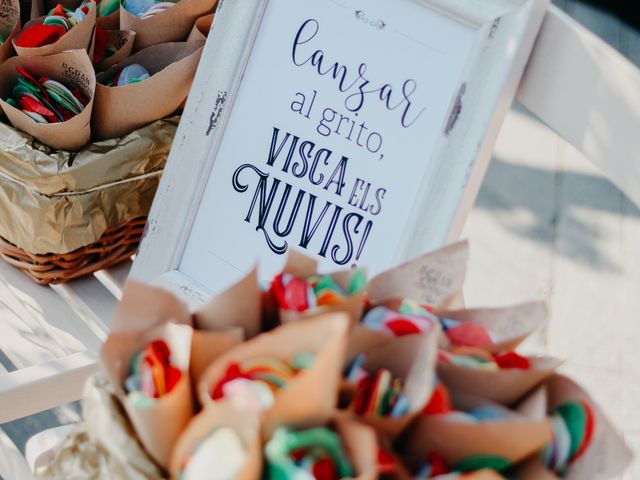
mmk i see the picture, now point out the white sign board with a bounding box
[133,0,549,299]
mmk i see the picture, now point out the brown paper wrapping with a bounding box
[515,459,560,480]
[30,0,119,29]
[93,41,203,140]
[0,117,177,254]
[101,322,195,469]
[14,1,96,57]
[0,0,19,64]
[95,29,136,72]
[194,267,262,338]
[332,415,378,480]
[435,301,548,353]
[348,330,439,441]
[170,403,262,480]
[438,355,562,406]
[112,280,193,332]
[199,313,350,437]
[274,251,366,327]
[36,372,164,480]
[545,375,633,479]
[367,240,469,308]
[190,328,244,387]
[186,13,214,43]
[400,389,554,470]
[0,49,95,150]
[120,0,216,51]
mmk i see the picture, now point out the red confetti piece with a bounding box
[385,318,423,336]
[93,27,108,64]
[423,383,452,415]
[573,401,596,461]
[312,456,337,480]
[17,95,57,122]
[427,452,450,476]
[16,25,67,48]
[445,323,493,348]
[492,351,531,370]
[377,448,398,475]
[211,362,245,400]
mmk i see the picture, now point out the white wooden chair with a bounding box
[0,5,638,478]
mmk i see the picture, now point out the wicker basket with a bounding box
[0,117,179,284]
[0,217,147,285]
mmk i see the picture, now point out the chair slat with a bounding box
[0,427,33,480]
[0,352,97,425]
[517,6,640,209]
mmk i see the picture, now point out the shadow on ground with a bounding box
[474,156,640,272]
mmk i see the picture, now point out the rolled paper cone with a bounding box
[0,0,20,65]
[515,458,560,480]
[199,313,350,437]
[94,29,136,72]
[367,240,469,308]
[194,267,262,338]
[101,322,195,469]
[514,385,548,421]
[278,262,367,328]
[282,249,319,278]
[352,329,439,441]
[113,280,193,333]
[346,324,397,364]
[93,41,203,140]
[0,49,95,150]
[14,0,96,57]
[437,356,563,406]
[120,0,217,51]
[399,404,554,469]
[331,414,378,480]
[170,402,262,480]
[186,12,214,43]
[190,328,244,387]
[280,291,366,329]
[545,375,633,479]
[435,302,548,354]
[31,0,119,28]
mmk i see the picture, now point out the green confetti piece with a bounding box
[348,268,367,294]
[455,455,511,472]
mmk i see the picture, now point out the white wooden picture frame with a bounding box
[132,0,549,301]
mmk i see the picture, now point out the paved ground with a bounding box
[1,0,639,478]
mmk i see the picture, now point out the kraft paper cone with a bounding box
[332,415,378,480]
[349,330,439,441]
[120,0,217,51]
[516,459,560,480]
[0,49,95,150]
[367,241,468,308]
[170,402,262,480]
[186,12,213,43]
[400,390,553,470]
[93,41,203,140]
[0,0,19,65]
[546,375,633,479]
[199,313,350,437]
[31,0,118,29]
[101,322,195,469]
[276,250,366,327]
[437,356,562,406]
[194,267,262,338]
[190,328,244,387]
[95,29,136,72]
[113,280,192,332]
[435,302,548,353]
[14,0,96,57]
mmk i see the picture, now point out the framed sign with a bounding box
[132,0,549,300]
